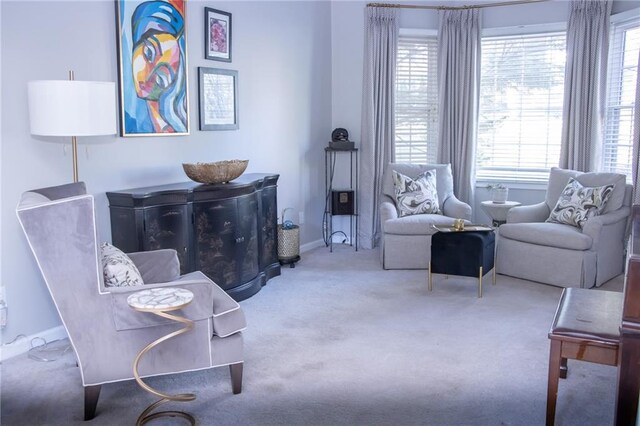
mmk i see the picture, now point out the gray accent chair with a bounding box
[16,183,246,420]
[497,167,632,288]
[380,163,472,269]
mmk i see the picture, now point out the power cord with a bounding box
[3,333,71,362]
[323,155,350,245]
[4,334,27,345]
[28,338,72,362]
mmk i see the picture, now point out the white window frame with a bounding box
[476,23,567,187]
[394,29,439,165]
[602,8,640,181]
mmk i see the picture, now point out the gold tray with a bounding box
[432,224,493,233]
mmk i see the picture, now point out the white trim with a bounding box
[399,28,437,38]
[611,8,640,24]
[475,181,547,191]
[15,193,91,212]
[185,271,242,313]
[1,325,67,361]
[208,318,213,366]
[300,239,324,253]
[482,22,566,37]
[215,326,247,339]
[15,203,87,384]
[211,305,240,318]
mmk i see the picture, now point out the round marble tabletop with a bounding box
[480,200,522,223]
[127,287,194,312]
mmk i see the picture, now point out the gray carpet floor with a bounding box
[1,246,625,425]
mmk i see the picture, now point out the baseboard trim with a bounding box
[1,325,68,361]
[300,239,324,253]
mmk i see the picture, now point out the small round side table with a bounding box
[127,287,196,426]
[480,200,522,227]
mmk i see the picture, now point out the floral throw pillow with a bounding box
[546,178,614,229]
[392,169,440,217]
[100,242,144,287]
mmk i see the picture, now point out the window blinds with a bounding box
[477,32,566,183]
[395,36,439,164]
[603,18,640,179]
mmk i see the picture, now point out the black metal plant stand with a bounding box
[324,148,358,252]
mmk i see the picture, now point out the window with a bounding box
[477,30,566,183]
[603,13,640,179]
[395,35,438,164]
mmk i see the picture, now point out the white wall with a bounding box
[0,0,332,342]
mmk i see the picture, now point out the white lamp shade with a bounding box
[28,80,117,136]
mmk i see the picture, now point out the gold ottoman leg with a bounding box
[493,264,496,285]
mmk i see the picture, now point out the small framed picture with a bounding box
[205,7,231,62]
[199,67,239,131]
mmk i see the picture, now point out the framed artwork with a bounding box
[205,7,232,62]
[198,67,239,131]
[115,0,190,137]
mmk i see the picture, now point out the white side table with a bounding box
[480,200,522,227]
[127,287,195,426]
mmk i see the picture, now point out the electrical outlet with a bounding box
[0,302,6,329]
[0,287,7,329]
[299,212,305,225]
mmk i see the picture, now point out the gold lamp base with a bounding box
[68,70,79,183]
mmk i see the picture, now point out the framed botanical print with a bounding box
[115,0,190,136]
[205,7,232,62]
[198,67,239,131]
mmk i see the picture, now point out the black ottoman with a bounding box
[429,230,496,297]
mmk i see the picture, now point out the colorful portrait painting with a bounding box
[116,0,189,136]
[205,8,232,62]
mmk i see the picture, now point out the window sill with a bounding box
[475,181,547,191]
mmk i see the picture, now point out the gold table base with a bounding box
[133,310,195,426]
[428,261,497,298]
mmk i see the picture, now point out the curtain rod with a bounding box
[367,0,549,11]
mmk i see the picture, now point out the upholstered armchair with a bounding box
[380,163,472,269]
[496,167,632,288]
[16,183,246,420]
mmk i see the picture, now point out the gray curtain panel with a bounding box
[436,9,480,206]
[360,6,398,249]
[559,0,612,172]
[633,51,640,204]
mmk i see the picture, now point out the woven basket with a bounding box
[277,225,300,260]
[182,160,248,184]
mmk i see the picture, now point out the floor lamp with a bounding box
[28,71,117,183]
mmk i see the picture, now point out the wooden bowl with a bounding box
[182,160,249,184]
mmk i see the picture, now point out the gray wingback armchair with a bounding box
[16,183,246,420]
[496,167,632,288]
[380,163,472,269]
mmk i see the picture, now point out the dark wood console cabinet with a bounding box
[106,173,280,301]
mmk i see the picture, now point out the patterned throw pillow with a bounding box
[392,169,440,217]
[100,242,144,287]
[546,178,614,229]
